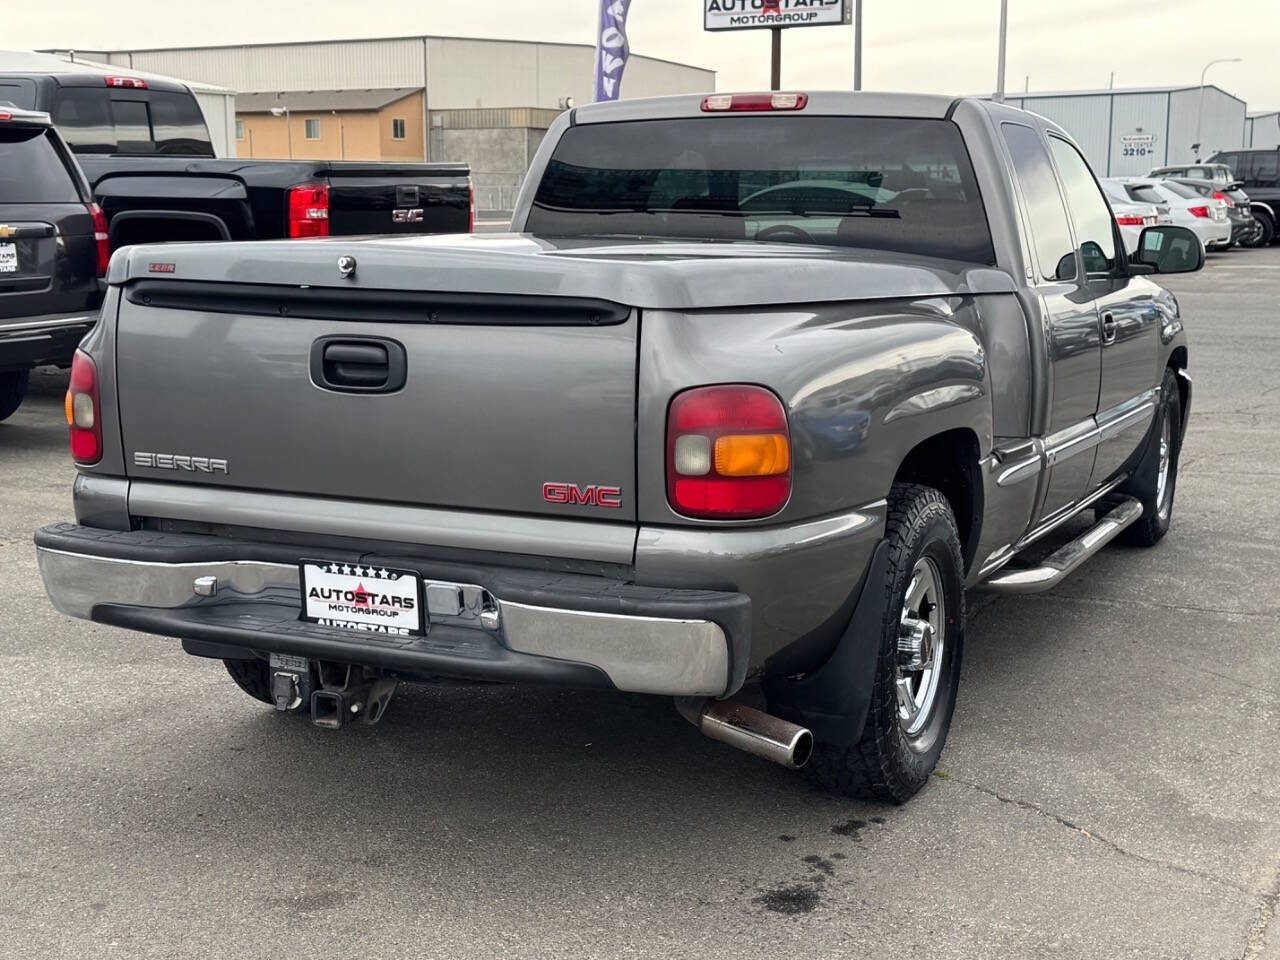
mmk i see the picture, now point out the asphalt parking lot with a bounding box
[1,247,1278,959]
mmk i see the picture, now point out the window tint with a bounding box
[0,127,79,203]
[148,91,211,155]
[391,118,406,140]
[53,88,114,152]
[0,79,36,109]
[52,88,210,155]
[527,116,996,263]
[112,100,152,154]
[1126,184,1164,205]
[1253,152,1280,187]
[1162,180,1200,200]
[1001,123,1076,281]
[1049,136,1117,275]
[1186,167,1210,179]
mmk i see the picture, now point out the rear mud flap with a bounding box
[764,540,891,747]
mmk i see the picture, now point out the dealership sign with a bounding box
[704,0,851,31]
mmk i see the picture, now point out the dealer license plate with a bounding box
[0,243,17,273]
[300,560,423,636]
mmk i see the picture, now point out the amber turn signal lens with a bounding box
[714,433,790,477]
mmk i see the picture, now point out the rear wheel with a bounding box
[1242,211,1274,248]
[806,483,964,803]
[0,369,30,423]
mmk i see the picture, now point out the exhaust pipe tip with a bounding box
[676,697,814,770]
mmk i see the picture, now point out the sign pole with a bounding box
[770,28,782,91]
[853,0,862,90]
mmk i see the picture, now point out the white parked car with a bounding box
[1103,178,1231,251]
[1100,191,1161,255]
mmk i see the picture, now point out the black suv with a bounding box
[0,105,105,422]
[1208,149,1280,245]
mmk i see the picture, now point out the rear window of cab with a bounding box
[528,115,996,265]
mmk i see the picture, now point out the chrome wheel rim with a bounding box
[1156,414,1173,520]
[896,557,946,737]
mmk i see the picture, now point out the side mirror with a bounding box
[1134,225,1204,275]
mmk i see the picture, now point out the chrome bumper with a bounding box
[36,542,737,698]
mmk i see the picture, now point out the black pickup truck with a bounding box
[0,69,472,249]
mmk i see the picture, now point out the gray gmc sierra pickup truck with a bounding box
[36,92,1201,803]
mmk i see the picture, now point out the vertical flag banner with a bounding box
[595,0,633,102]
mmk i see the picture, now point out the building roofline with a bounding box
[38,33,716,76]
[1008,83,1245,107]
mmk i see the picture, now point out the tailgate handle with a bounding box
[311,337,407,394]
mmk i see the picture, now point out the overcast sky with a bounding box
[7,0,1278,109]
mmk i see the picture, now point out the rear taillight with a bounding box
[88,202,109,276]
[1189,205,1210,218]
[1115,215,1145,226]
[105,76,147,89]
[666,385,791,519]
[701,93,808,112]
[287,182,330,238]
[1213,190,1235,207]
[0,112,11,121]
[468,182,475,233]
[65,349,101,464]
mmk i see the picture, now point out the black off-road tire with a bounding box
[1117,366,1183,547]
[0,369,30,423]
[223,657,276,706]
[806,483,965,804]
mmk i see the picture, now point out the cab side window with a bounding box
[1048,137,1117,276]
[1002,123,1077,282]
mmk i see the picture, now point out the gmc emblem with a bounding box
[392,208,424,223]
[543,482,622,509]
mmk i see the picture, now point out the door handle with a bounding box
[310,337,407,393]
[1101,312,1118,346]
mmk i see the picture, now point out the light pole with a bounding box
[853,0,862,91]
[269,104,292,158]
[994,0,1008,102]
[1194,57,1241,160]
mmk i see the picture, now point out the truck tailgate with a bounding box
[115,281,637,522]
[325,164,471,235]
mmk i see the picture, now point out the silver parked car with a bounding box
[1103,178,1232,250]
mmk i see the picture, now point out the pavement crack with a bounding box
[947,775,1252,895]
[1239,865,1280,959]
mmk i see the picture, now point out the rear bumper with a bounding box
[34,523,749,698]
[0,312,96,370]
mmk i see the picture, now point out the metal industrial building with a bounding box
[41,35,715,214]
[1002,85,1247,177]
[1245,111,1280,150]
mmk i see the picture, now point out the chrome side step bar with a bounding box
[979,498,1143,595]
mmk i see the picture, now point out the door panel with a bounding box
[999,122,1102,519]
[1091,278,1161,482]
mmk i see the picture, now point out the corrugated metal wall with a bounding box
[424,38,711,109]
[1247,113,1280,149]
[1167,87,1245,164]
[192,90,235,157]
[1012,94,1111,172]
[124,38,427,92]
[80,37,714,109]
[1106,92,1168,176]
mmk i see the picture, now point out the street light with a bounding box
[994,0,1008,103]
[269,104,292,158]
[1194,57,1241,160]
